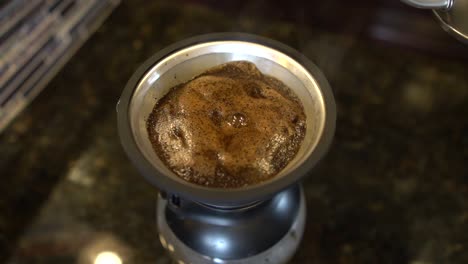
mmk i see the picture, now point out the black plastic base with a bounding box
[157,184,306,263]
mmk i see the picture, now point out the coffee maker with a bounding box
[117,33,335,264]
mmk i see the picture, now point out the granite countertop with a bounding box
[1,1,468,263]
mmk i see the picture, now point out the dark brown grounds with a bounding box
[147,61,306,188]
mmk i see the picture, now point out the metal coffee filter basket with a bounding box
[117,33,336,207]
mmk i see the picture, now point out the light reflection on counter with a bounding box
[94,251,123,264]
[78,234,130,264]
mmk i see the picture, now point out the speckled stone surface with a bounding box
[1,1,468,263]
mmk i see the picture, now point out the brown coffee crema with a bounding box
[147,61,306,188]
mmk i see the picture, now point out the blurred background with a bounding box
[0,0,467,263]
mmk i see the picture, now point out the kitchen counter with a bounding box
[1,1,467,263]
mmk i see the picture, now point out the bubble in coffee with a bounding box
[147,61,306,188]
